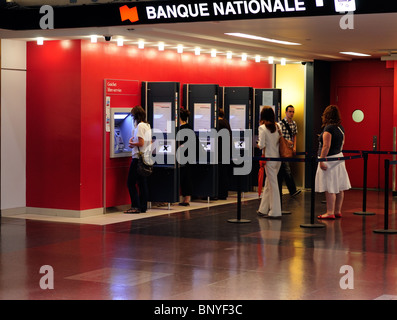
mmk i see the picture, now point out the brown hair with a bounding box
[180,108,191,122]
[131,105,147,124]
[260,106,276,133]
[322,105,341,127]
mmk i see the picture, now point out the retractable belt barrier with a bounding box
[230,150,363,227]
[230,150,397,230]
[374,159,397,234]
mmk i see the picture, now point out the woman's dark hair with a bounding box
[260,106,276,133]
[322,105,341,127]
[180,108,191,122]
[218,108,225,119]
[131,105,147,124]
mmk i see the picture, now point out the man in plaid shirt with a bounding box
[278,105,301,197]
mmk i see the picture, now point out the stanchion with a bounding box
[301,155,325,229]
[374,159,397,234]
[354,152,376,216]
[228,174,251,224]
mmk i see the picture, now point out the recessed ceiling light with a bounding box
[340,52,371,57]
[225,33,301,46]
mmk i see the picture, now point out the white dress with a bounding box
[315,152,351,194]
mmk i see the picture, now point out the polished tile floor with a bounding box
[1,189,397,300]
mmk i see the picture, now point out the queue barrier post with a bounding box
[228,174,251,224]
[374,159,397,234]
[354,151,376,216]
[300,155,325,229]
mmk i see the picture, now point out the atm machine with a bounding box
[223,86,253,192]
[252,88,282,188]
[109,108,134,158]
[142,81,180,205]
[183,84,219,199]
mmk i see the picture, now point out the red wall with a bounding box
[27,40,82,210]
[27,39,273,211]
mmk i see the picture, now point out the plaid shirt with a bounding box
[279,118,298,142]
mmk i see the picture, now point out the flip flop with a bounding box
[317,214,335,220]
[124,208,140,214]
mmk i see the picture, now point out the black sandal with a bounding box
[124,208,141,214]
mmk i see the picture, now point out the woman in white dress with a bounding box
[315,105,351,219]
[257,106,282,219]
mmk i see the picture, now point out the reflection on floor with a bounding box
[1,189,397,300]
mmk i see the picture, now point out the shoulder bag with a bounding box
[278,127,294,158]
[137,146,153,177]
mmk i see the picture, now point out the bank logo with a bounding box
[334,0,356,12]
[120,5,139,23]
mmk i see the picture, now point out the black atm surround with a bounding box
[141,81,180,203]
[222,86,253,193]
[182,84,221,198]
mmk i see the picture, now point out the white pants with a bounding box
[259,161,281,217]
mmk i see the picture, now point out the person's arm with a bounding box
[257,126,266,150]
[319,132,331,171]
[292,134,297,154]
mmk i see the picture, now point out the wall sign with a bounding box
[0,0,396,30]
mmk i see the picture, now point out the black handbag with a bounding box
[137,147,153,177]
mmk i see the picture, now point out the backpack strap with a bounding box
[282,119,294,140]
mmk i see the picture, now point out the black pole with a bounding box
[354,152,375,216]
[374,159,397,234]
[301,155,325,229]
[228,173,251,224]
[385,159,389,230]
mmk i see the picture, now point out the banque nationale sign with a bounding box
[1,0,397,30]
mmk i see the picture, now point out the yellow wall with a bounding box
[276,64,306,189]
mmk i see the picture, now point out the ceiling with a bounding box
[1,3,397,63]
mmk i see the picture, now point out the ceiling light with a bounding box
[255,55,261,63]
[195,47,201,55]
[90,35,97,43]
[37,37,44,45]
[138,40,144,49]
[177,44,183,54]
[225,33,301,46]
[211,49,217,58]
[340,51,371,57]
[227,52,232,59]
[242,53,247,61]
[281,58,287,65]
[158,42,165,51]
[117,38,124,47]
[268,56,274,64]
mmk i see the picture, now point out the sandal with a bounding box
[317,213,335,220]
[124,208,141,214]
[335,213,342,218]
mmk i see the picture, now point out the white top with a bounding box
[258,123,281,158]
[131,122,152,159]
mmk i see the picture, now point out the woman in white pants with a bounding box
[257,106,282,219]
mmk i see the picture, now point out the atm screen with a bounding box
[229,104,246,131]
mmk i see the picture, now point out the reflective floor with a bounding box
[1,189,397,300]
